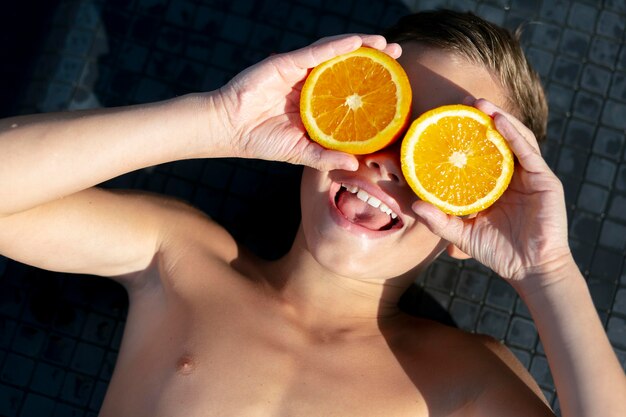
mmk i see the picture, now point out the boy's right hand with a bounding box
[212,35,401,172]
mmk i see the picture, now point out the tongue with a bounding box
[336,190,391,230]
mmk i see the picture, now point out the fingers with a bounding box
[411,200,467,247]
[298,140,359,172]
[290,34,401,69]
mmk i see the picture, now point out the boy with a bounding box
[0,10,624,416]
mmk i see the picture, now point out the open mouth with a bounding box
[333,183,404,231]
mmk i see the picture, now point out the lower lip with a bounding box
[327,182,400,239]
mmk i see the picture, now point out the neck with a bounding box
[261,231,413,334]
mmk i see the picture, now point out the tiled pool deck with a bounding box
[1,0,625,415]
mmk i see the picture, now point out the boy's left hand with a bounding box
[411,99,573,294]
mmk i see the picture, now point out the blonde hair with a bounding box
[383,10,548,142]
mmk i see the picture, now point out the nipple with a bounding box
[176,355,196,375]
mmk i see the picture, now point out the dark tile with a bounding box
[42,334,76,366]
[0,318,17,349]
[559,29,590,59]
[540,0,569,23]
[593,127,625,160]
[547,83,574,112]
[12,325,46,357]
[30,362,64,397]
[165,177,195,201]
[0,384,23,417]
[193,6,224,34]
[1,353,34,387]
[323,0,353,16]
[156,25,185,54]
[580,64,612,95]
[477,4,506,26]
[529,21,561,51]
[352,0,386,26]
[165,0,196,27]
[81,313,116,346]
[220,14,253,45]
[20,393,56,417]
[610,73,626,101]
[449,298,480,331]
[506,317,537,349]
[585,155,616,186]
[61,372,95,406]
[52,403,84,417]
[455,270,489,301]
[597,10,626,39]
[525,47,554,78]
[564,118,594,149]
[425,261,460,293]
[614,287,626,315]
[530,355,554,388]
[485,279,517,312]
[71,342,105,376]
[557,146,588,178]
[509,347,532,368]
[118,43,149,72]
[608,194,626,221]
[569,238,595,272]
[605,0,626,13]
[602,100,626,130]
[129,14,160,44]
[0,285,24,317]
[570,210,602,243]
[278,30,310,53]
[589,37,621,67]
[577,183,609,214]
[599,220,626,251]
[607,315,626,349]
[617,165,626,192]
[259,0,291,26]
[477,307,510,340]
[573,91,603,122]
[316,14,347,37]
[591,248,624,280]
[567,2,597,32]
[90,380,109,412]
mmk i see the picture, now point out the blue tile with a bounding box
[585,156,617,186]
[540,0,570,23]
[617,165,626,192]
[557,147,588,178]
[610,73,626,101]
[30,362,64,397]
[71,343,105,376]
[477,307,510,340]
[597,9,626,39]
[530,355,554,388]
[567,2,597,32]
[605,0,626,14]
[588,280,617,311]
[0,384,23,417]
[570,211,602,243]
[593,127,624,160]
[591,248,624,280]
[599,220,626,251]
[526,47,553,78]
[509,347,532,368]
[449,298,480,331]
[580,64,612,95]
[20,393,55,417]
[485,279,517,312]
[573,91,603,122]
[12,325,46,357]
[220,14,253,45]
[602,100,626,130]
[455,270,489,301]
[506,317,537,349]
[564,119,594,149]
[1,353,34,387]
[547,83,575,112]
[607,315,626,349]
[477,4,506,26]
[589,37,621,67]
[61,372,95,406]
[614,287,626,315]
[608,194,626,221]
[577,183,609,214]
[559,29,590,59]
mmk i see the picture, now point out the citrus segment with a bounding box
[400,104,514,216]
[300,47,412,155]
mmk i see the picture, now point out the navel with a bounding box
[175,355,196,375]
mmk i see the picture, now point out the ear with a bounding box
[446,243,472,260]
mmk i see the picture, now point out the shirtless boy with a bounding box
[0,10,624,417]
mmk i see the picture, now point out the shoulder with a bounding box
[393,317,554,416]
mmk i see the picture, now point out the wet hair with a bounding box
[382,9,548,142]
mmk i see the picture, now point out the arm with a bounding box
[0,35,394,279]
[412,99,626,416]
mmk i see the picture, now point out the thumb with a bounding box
[411,200,467,246]
[298,141,359,172]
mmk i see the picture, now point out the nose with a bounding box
[362,148,405,184]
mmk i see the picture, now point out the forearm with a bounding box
[518,256,626,417]
[0,92,232,216]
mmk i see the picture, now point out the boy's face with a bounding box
[299,43,508,280]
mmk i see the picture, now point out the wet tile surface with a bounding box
[1,0,625,415]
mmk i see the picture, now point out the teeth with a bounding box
[340,183,399,220]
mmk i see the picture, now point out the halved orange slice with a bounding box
[300,47,412,155]
[401,104,514,216]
